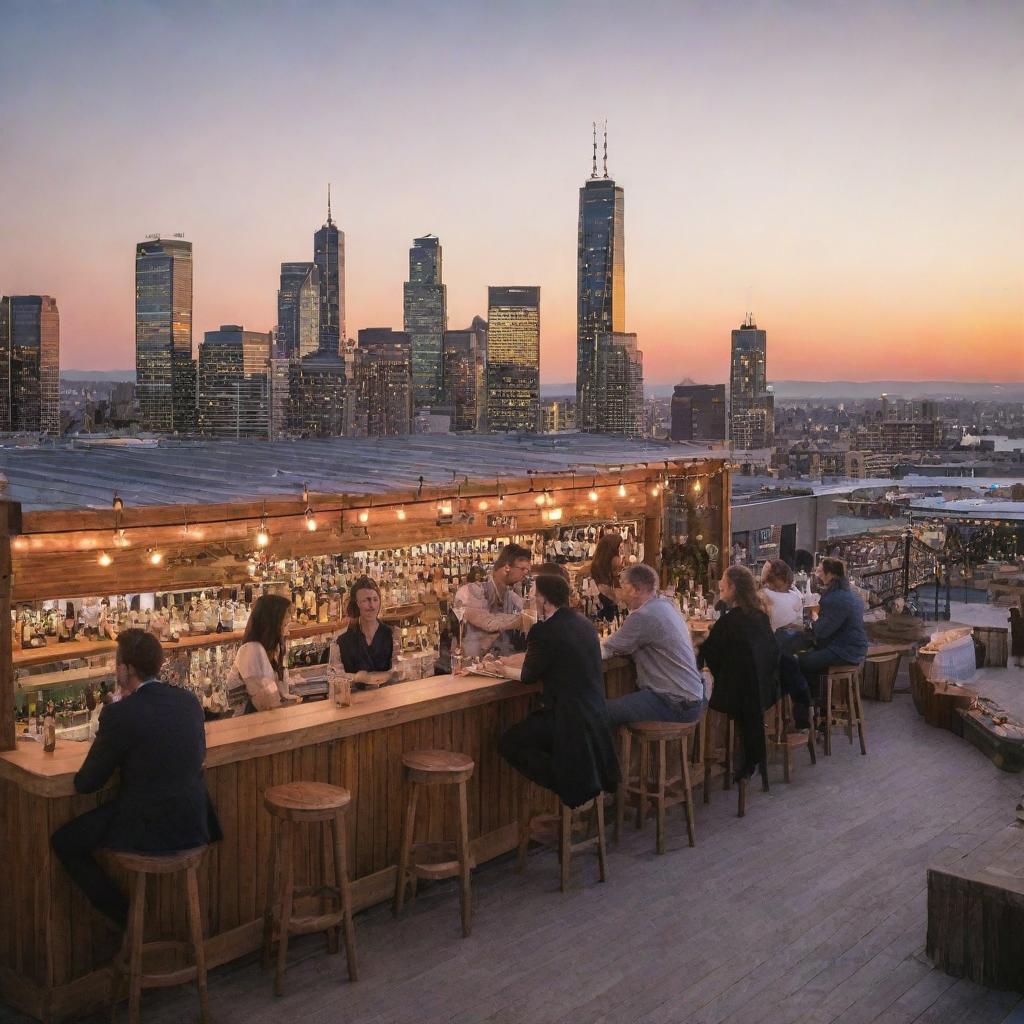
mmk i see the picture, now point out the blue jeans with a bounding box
[606,688,706,727]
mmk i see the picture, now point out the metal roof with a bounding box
[0,434,725,511]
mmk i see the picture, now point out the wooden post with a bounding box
[0,500,22,751]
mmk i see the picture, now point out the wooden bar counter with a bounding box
[0,659,637,1023]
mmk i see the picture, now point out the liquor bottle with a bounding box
[43,702,56,752]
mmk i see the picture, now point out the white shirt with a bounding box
[226,641,293,714]
[762,587,805,633]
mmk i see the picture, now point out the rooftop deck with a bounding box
[4,666,1021,1024]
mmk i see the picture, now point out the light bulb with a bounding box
[358,510,370,524]
[651,484,660,497]
[12,536,27,551]
[256,527,270,548]
[535,493,545,507]
[305,515,318,532]
[693,479,703,494]
[618,483,627,498]
[148,550,163,566]
[98,551,113,567]
[547,507,563,522]
[588,489,599,502]
[397,508,407,521]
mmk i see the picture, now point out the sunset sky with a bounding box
[1,1,1021,383]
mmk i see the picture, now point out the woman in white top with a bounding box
[760,559,805,633]
[226,594,298,714]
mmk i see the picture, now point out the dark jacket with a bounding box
[74,681,222,852]
[813,578,868,664]
[336,622,394,673]
[699,607,779,772]
[519,606,621,807]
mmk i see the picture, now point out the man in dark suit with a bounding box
[51,629,221,927]
[496,574,620,808]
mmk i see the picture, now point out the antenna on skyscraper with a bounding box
[591,122,598,179]
[327,183,333,226]
[602,120,609,178]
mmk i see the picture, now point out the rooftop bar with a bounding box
[0,436,730,1022]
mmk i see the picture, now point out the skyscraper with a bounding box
[671,384,727,441]
[486,286,540,433]
[403,235,447,406]
[135,236,195,433]
[729,314,775,449]
[442,328,481,432]
[196,325,272,438]
[288,352,348,437]
[576,124,624,431]
[313,186,344,354]
[0,295,60,434]
[594,332,643,436]
[352,328,413,437]
[277,262,320,359]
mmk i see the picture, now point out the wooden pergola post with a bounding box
[0,500,22,752]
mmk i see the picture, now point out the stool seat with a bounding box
[627,720,698,740]
[265,781,352,819]
[401,749,474,781]
[110,846,207,875]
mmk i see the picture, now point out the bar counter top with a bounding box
[0,668,560,798]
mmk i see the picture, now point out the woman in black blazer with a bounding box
[699,565,780,783]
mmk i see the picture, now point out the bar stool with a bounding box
[703,710,769,817]
[393,750,475,937]
[767,695,816,783]
[261,781,358,997]
[516,796,608,891]
[821,664,867,756]
[615,718,701,853]
[108,846,210,1024]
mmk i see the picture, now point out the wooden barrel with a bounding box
[973,626,1008,668]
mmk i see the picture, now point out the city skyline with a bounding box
[2,2,1021,383]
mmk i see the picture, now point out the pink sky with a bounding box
[1,1,1021,383]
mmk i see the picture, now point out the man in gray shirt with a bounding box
[601,563,706,726]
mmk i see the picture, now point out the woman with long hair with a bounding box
[330,576,394,673]
[760,558,812,729]
[588,532,624,621]
[699,565,779,782]
[226,593,298,714]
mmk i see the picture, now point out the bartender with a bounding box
[330,576,394,672]
[453,542,536,658]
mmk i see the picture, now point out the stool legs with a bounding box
[185,864,210,1024]
[559,804,572,893]
[261,821,278,971]
[393,782,420,917]
[274,819,295,998]
[655,739,668,855]
[124,873,145,1024]
[679,734,696,847]
[824,679,834,757]
[331,815,359,980]
[852,675,868,754]
[457,780,472,937]
[614,727,632,843]
[594,799,608,882]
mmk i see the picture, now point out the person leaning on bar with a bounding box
[600,562,707,727]
[226,594,299,714]
[453,542,536,658]
[494,573,620,807]
[50,629,222,928]
[329,575,394,672]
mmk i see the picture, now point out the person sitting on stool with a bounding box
[495,573,620,808]
[50,629,221,928]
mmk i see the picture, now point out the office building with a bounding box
[135,236,195,433]
[594,331,643,436]
[277,262,320,359]
[576,125,625,431]
[313,187,344,354]
[0,295,60,434]
[268,356,291,440]
[352,328,413,437]
[671,384,727,442]
[288,352,348,437]
[196,325,272,438]
[729,315,774,449]
[442,328,481,432]
[486,286,540,433]
[403,235,447,406]
[539,398,576,433]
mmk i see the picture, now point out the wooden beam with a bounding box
[0,500,22,751]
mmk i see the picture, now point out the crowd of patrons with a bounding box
[51,543,868,935]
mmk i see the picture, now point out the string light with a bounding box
[256,517,270,548]
[304,507,318,532]
[302,482,309,504]
[589,488,599,502]
[147,548,163,566]
[98,551,113,567]
[651,482,661,497]
[478,500,489,511]
[535,491,546,507]
[112,492,124,513]
[545,507,563,522]
[618,477,627,498]
[396,507,407,521]
[358,510,370,524]
[113,528,129,547]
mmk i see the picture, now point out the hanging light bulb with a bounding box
[478,500,489,511]
[113,528,128,547]
[498,492,505,507]
[304,507,318,532]
[651,482,661,497]
[693,479,703,494]
[256,518,270,548]
[617,477,627,498]
[588,479,599,501]
[546,507,563,522]
[535,491,546,507]
[147,548,163,566]
[396,507,407,521]
[12,536,27,552]
[112,492,124,513]
[98,551,113,567]
[302,482,309,504]
[358,510,370,524]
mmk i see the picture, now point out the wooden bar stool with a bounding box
[703,707,735,802]
[615,718,700,854]
[767,695,816,783]
[393,750,475,937]
[821,664,868,756]
[108,846,210,1024]
[516,796,608,891]
[261,781,358,997]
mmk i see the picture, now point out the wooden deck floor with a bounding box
[7,675,1024,1024]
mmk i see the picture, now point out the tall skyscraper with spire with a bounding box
[576,123,625,432]
[729,313,774,449]
[403,234,447,406]
[313,185,344,354]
